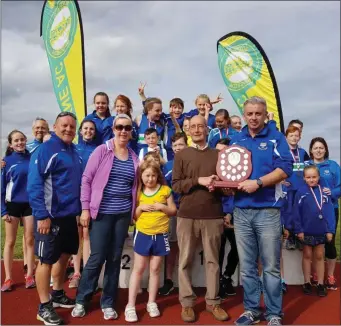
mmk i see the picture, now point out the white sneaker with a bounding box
[125,306,138,322]
[71,304,86,318]
[102,307,118,320]
[147,302,160,318]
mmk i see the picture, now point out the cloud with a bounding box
[1,1,340,163]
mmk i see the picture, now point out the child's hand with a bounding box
[223,214,232,228]
[1,159,6,169]
[283,228,290,239]
[267,112,274,121]
[204,102,212,113]
[212,93,223,104]
[297,232,304,241]
[322,187,331,196]
[326,233,333,242]
[138,81,147,96]
[281,180,291,187]
[139,204,154,212]
[152,202,165,211]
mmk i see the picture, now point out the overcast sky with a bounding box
[1,1,340,162]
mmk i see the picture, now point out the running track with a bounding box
[1,261,340,325]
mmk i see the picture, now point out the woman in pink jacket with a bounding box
[71,114,139,321]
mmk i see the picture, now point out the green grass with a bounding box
[1,221,25,259]
[1,219,340,260]
[0,223,135,259]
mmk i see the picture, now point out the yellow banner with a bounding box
[217,32,284,131]
[41,0,87,137]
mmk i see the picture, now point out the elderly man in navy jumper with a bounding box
[229,97,293,326]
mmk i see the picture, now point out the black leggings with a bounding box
[219,228,239,278]
[325,208,339,260]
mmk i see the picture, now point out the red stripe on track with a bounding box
[1,261,340,325]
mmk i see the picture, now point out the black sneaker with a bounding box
[158,278,174,296]
[303,282,312,295]
[221,276,236,296]
[218,281,228,300]
[51,290,76,308]
[317,284,327,297]
[37,301,64,325]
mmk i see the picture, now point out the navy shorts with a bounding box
[34,217,79,265]
[300,235,326,247]
[133,229,170,256]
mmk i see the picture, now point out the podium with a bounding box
[98,232,305,289]
[98,232,239,289]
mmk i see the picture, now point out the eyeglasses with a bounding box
[190,124,205,130]
[56,112,77,120]
[115,124,133,132]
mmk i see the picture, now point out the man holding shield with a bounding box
[172,115,229,323]
[229,97,293,326]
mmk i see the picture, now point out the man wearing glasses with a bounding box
[172,115,229,323]
[28,112,82,326]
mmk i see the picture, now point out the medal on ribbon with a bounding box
[309,185,323,219]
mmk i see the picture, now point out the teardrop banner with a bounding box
[40,0,87,140]
[217,31,284,132]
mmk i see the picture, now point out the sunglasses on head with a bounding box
[115,124,133,132]
[56,112,77,120]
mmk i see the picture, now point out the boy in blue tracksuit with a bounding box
[27,112,82,326]
[290,165,335,297]
[229,97,293,325]
[281,126,310,250]
[163,98,186,161]
[158,132,188,296]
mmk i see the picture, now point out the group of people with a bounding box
[1,84,340,326]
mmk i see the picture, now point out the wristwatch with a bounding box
[256,178,263,188]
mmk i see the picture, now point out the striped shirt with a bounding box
[98,153,135,214]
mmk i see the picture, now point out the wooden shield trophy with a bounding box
[214,145,252,187]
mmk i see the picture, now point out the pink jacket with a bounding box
[80,139,139,221]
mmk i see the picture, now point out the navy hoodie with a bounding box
[230,123,293,208]
[27,133,82,220]
[291,183,336,236]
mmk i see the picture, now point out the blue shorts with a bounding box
[133,230,170,256]
[34,217,79,265]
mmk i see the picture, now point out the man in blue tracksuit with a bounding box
[229,97,293,326]
[27,112,82,326]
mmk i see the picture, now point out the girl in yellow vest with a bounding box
[125,161,177,322]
